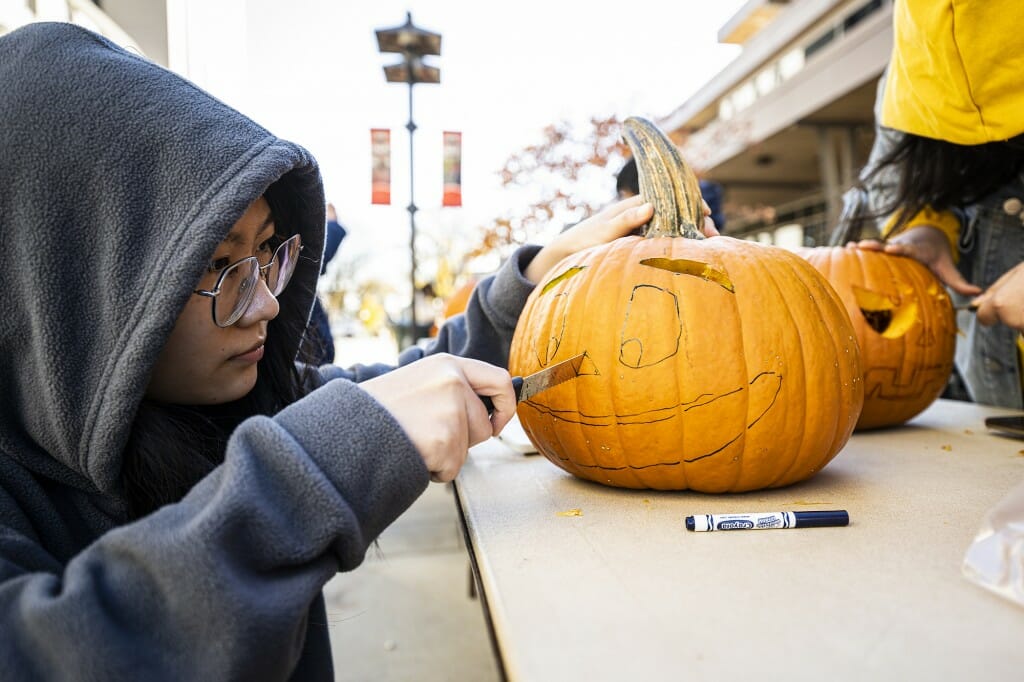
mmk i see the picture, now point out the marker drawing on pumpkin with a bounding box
[521,257,785,470]
[519,371,782,467]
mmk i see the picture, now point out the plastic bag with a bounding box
[962,477,1024,607]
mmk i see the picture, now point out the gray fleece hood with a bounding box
[0,23,325,497]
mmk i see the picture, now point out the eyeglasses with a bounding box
[194,234,303,327]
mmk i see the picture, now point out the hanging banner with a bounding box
[442,131,462,207]
[370,128,391,205]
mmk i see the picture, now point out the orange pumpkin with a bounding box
[442,278,478,320]
[797,246,955,430]
[508,117,863,492]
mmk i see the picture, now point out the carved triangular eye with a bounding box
[860,308,893,334]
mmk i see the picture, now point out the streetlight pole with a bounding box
[404,81,418,348]
[376,13,441,348]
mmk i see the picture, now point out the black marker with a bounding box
[685,510,849,531]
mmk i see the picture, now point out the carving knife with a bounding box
[479,352,587,413]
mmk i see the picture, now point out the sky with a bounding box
[179,0,748,301]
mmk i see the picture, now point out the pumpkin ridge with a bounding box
[565,249,599,479]
[799,252,859,478]
[544,427,744,469]
[758,252,813,489]
[521,384,746,424]
[745,372,784,428]
[882,251,910,384]
[795,251,860,461]
[618,238,649,487]
[665,239,688,489]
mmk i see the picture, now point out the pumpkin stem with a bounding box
[622,116,705,239]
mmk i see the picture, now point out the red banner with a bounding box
[442,131,462,207]
[371,128,391,205]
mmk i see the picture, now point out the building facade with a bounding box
[0,0,168,66]
[661,0,894,246]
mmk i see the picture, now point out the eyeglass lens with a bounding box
[214,235,301,326]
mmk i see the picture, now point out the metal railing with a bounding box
[726,192,831,246]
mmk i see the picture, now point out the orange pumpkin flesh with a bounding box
[508,117,864,492]
[798,246,955,430]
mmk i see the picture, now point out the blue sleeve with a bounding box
[320,220,347,274]
[318,244,542,384]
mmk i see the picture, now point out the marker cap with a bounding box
[684,515,711,531]
[794,510,849,527]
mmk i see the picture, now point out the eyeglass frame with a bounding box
[193,233,303,328]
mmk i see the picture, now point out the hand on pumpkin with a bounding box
[971,262,1024,331]
[524,195,719,284]
[851,225,981,296]
[359,354,516,483]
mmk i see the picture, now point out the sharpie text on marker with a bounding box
[685,510,850,532]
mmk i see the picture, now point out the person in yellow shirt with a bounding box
[856,0,1024,408]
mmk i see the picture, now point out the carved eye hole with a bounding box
[620,285,680,368]
[852,285,918,339]
[540,266,586,295]
[861,309,893,334]
[639,258,734,292]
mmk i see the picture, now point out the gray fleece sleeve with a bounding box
[0,380,427,680]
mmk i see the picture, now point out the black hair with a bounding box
[616,158,639,197]
[864,130,1024,232]
[121,184,318,520]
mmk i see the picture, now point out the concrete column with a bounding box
[817,126,842,232]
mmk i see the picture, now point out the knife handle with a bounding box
[479,376,523,414]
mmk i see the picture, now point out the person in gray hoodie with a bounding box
[0,21,662,681]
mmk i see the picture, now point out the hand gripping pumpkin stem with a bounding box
[622,116,705,240]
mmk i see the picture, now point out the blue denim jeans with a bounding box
[955,180,1024,408]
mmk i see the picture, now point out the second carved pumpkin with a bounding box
[508,117,864,492]
[798,246,956,429]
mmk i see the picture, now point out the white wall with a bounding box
[100,0,168,66]
[166,0,248,110]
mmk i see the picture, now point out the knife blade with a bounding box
[479,352,587,413]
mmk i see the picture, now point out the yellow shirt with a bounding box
[882,0,1024,145]
[881,206,961,262]
[880,0,1024,260]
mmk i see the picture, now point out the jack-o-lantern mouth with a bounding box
[852,284,918,338]
[520,371,782,467]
